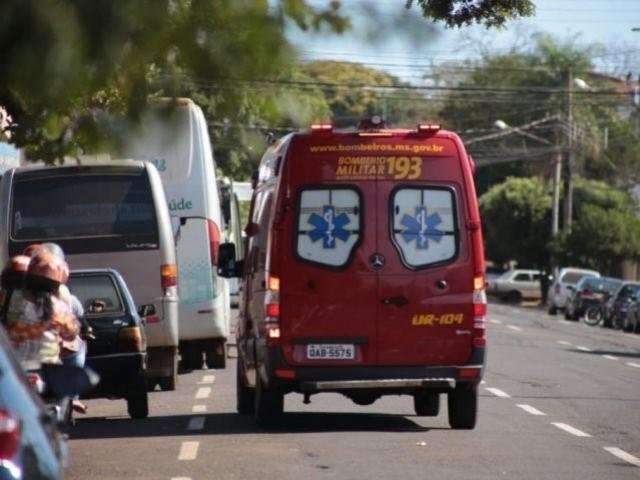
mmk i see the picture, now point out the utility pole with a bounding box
[551,148,562,237]
[563,68,574,233]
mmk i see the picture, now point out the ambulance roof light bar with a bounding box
[310,123,333,133]
[417,123,441,133]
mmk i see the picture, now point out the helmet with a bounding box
[41,243,65,260]
[23,243,65,260]
[0,255,30,290]
[24,252,69,293]
[22,244,44,257]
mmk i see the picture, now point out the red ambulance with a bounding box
[218,118,487,429]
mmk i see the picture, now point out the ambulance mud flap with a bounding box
[301,378,455,392]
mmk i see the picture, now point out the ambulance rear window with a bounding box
[391,187,458,269]
[296,188,361,268]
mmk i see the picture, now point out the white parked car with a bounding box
[547,267,600,315]
[487,269,542,303]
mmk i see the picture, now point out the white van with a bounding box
[0,163,180,389]
[123,98,231,369]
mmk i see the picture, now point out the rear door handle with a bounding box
[381,296,409,307]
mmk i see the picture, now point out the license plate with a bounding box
[306,344,355,360]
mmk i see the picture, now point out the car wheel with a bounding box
[548,305,558,315]
[236,358,255,415]
[127,379,149,419]
[254,372,283,427]
[158,353,178,391]
[506,291,522,304]
[205,341,227,369]
[623,314,634,333]
[414,391,440,417]
[448,384,477,430]
[181,345,203,371]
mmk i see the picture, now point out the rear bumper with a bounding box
[84,352,146,398]
[262,346,486,394]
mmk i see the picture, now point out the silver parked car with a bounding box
[487,269,542,303]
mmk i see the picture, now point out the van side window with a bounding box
[391,187,458,269]
[296,188,361,268]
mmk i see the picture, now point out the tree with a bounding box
[0,1,533,165]
[301,60,434,127]
[409,0,535,28]
[436,34,614,195]
[553,179,640,274]
[479,176,551,268]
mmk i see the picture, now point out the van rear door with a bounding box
[374,143,475,366]
[280,142,378,366]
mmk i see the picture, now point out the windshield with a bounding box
[618,284,640,298]
[68,275,124,315]
[11,173,158,241]
[561,272,596,285]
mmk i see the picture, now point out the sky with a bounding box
[288,0,640,83]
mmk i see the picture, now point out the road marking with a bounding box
[602,355,618,361]
[557,340,572,346]
[199,375,215,384]
[178,441,200,461]
[192,405,207,413]
[551,423,591,437]
[626,362,640,368]
[560,320,573,325]
[485,387,511,398]
[576,346,592,352]
[516,404,546,416]
[187,416,205,431]
[171,477,192,480]
[490,319,502,325]
[480,380,486,385]
[603,447,640,467]
[507,325,522,332]
[195,387,211,400]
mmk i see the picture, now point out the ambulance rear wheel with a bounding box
[448,384,478,430]
[181,345,203,371]
[254,374,283,427]
[413,391,440,416]
[236,358,255,415]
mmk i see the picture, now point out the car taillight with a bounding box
[118,327,144,352]
[207,220,221,266]
[472,276,487,348]
[0,410,20,461]
[264,275,280,344]
[26,373,45,394]
[161,264,177,293]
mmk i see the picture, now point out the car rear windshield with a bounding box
[11,173,158,241]
[561,272,596,285]
[68,275,124,315]
[618,284,640,298]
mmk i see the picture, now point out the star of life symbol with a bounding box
[400,206,444,250]
[308,205,351,249]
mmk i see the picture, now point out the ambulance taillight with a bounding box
[264,275,281,342]
[472,276,487,347]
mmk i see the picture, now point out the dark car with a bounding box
[605,282,640,329]
[564,276,621,321]
[68,269,150,419]
[0,327,65,480]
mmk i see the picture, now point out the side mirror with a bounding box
[138,304,156,317]
[218,242,242,278]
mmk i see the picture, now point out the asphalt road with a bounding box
[66,303,640,479]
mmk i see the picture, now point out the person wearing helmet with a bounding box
[9,250,80,369]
